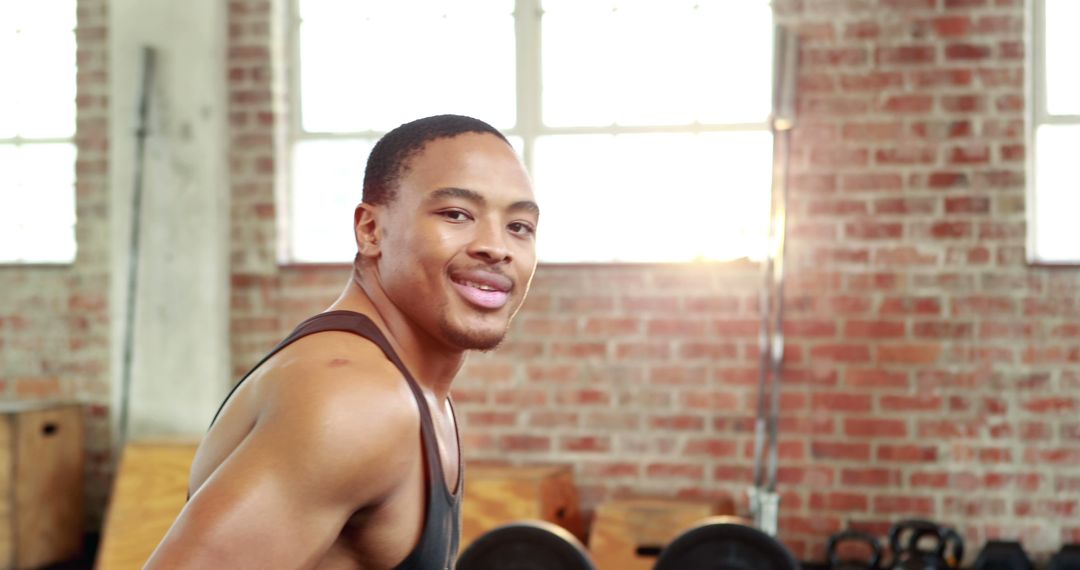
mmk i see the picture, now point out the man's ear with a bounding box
[354,202,381,260]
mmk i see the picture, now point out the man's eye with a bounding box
[509,222,536,236]
[440,210,471,222]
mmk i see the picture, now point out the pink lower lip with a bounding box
[452,280,509,309]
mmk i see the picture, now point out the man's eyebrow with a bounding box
[509,200,540,218]
[428,187,540,218]
[427,187,485,205]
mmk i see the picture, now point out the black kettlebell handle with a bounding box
[941,528,965,567]
[888,519,945,559]
[826,530,882,569]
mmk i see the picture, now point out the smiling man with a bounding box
[146,115,539,569]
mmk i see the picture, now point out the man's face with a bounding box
[371,132,539,351]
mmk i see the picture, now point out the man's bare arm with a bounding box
[145,362,417,569]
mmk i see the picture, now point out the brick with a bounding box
[945,196,990,214]
[874,197,936,215]
[846,418,908,438]
[847,369,909,389]
[879,344,941,364]
[881,297,941,315]
[646,463,705,480]
[812,344,872,363]
[910,69,974,88]
[678,342,738,360]
[842,173,904,192]
[587,317,635,336]
[650,414,705,431]
[875,147,936,165]
[845,320,905,338]
[912,119,973,139]
[913,321,973,339]
[842,468,902,487]
[839,73,904,91]
[615,342,670,360]
[551,342,606,359]
[500,435,551,452]
[813,392,873,413]
[882,94,934,113]
[802,47,869,67]
[812,441,872,461]
[922,16,971,36]
[948,145,990,164]
[945,43,992,60]
[684,439,738,458]
[494,389,547,406]
[844,21,880,39]
[468,412,517,427]
[561,436,611,452]
[941,94,984,113]
[845,221,903,239]
[873,495,935,516]
[810,148,870,167]
[876,45,936,65]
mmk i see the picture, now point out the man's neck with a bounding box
[326,275,465,402]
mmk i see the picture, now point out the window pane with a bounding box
[0,143,77,262]
[0,31,17,138]
[532,132,772,262]
[299,0,516,133]
[16,0,77,32]
[15,30,77,138]
[1032,125,1080,263]
[1045,0,1080,115]
[290,139,373,262]
[542,0,773,127]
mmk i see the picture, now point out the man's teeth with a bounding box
[463,280,498,292]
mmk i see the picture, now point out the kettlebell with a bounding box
[888,519,964,569]
[827,529,882,569]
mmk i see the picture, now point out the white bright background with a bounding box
[1031,0,1080,264]
[291,0,775,264]
[0,0,78,263]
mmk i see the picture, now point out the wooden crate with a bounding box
[96,439,198,570]
[462,464,585,549]
[590,497,732,570]
[0,403,85,569]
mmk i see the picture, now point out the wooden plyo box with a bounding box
[96,440,198,570]
[461,464,585,550]
[590,497,730,570]
[0,403,85,569]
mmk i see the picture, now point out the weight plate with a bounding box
[653,516,801,570]
[456,519,594,570]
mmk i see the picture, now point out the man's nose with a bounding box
[468,219,511,264]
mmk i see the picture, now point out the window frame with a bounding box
[1027,0,1080,265]
[0,4,78,265]
[285,0,772,264]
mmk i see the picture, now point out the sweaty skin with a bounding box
[145,132,539,569]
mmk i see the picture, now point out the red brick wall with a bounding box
[221,0,1080,562]
[772,0,1080,558]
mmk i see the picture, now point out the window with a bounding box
[290,0,773,263]
[0,1,78,263]
[1029,0,1080,264]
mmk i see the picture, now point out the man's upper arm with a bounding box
[145,365,415,569]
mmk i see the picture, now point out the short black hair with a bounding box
[362,114,510,206]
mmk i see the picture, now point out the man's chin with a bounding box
[440,321,507,352]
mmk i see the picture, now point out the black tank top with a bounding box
[207,310,462,570]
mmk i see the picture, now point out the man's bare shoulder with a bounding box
[253,330,422,497]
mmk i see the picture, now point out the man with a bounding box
[146,115,540,569]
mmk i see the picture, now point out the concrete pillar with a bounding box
[108,0,230,439]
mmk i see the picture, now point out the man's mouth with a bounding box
[450,270,512,310]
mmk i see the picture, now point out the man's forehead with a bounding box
[400,133,533,194]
